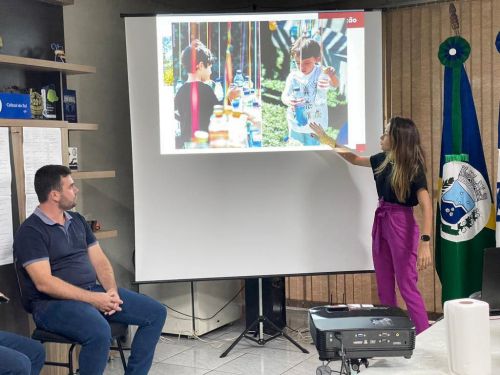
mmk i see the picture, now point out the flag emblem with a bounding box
[440,162,490,241]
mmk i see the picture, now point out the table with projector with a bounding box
[359,317,500,374]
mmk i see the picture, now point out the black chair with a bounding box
[31,321,129,375]
[13,259,130,373]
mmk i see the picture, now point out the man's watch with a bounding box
[420,234,431,242]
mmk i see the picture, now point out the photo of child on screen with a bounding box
[281,36,339,146]
[174,40,240,149]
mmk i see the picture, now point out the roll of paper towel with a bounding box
[444,298,490,375]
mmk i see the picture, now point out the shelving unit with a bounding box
[0,7,108,374]
[0,54,117,238]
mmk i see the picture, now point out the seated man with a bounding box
[13,165,167,375]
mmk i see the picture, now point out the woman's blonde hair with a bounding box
[375,117,426,203]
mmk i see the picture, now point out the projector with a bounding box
[309,305,415,363]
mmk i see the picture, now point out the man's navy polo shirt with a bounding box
[13,207,98,313]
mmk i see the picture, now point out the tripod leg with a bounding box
[341,358,351,375]
[220,317,260,358]
[262,316,309,353]
[340,358,347,375]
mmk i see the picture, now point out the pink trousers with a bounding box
[372,199,430,334]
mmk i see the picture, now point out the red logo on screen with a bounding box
[319,12,365,28]
[356,144,366,153]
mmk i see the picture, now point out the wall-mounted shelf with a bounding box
[72,171,116,180]
[0,54,95,75]
[36,0,74,5]
[95,230,118,240]
[0,119,98,130]
[0,119,67,128]
[68,123,98,131]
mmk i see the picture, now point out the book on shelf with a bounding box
[63,89,77,123]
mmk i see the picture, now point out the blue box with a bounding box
[0,93,31,119]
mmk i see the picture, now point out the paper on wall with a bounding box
[23,128,62,216]
[0,128,13,265]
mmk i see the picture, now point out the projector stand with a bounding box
[220,277,309,358]
[338,357,368,375]
[338,339,352,375]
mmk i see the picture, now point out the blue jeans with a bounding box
[0,330,45,375]
[32,286,166,375]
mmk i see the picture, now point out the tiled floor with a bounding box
[104,308,343,375]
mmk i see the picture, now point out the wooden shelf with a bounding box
[94,230,118,240]
[68,123,98,131]
[36,0,74,5]
[0,119,98,130]
[0,54,95,75]
[72,171,116,179]
[0,119,67,128]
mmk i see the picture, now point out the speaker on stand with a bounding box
[245,277,286,334]
[220,277,307,358]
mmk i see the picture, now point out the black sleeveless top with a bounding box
[369,152,427,207]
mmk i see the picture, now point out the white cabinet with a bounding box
[140,280,242,336]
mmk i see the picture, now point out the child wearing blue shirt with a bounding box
[281,37,338,146]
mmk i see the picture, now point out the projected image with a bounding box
[157,12,365,154]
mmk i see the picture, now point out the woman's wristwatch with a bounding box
[420,234,431,242]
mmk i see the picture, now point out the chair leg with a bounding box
[116,340,127,371]
[68,343,76,375]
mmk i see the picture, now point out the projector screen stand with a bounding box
[220,277,309,358]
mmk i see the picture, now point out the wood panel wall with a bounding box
[286,0,500,314]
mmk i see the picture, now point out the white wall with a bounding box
[63,0,164,288]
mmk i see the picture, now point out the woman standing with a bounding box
[311,117,432,334]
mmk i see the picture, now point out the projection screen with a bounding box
[125,11,383,282]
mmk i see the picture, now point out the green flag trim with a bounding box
[451,66,462,154]
[445,153,469,162]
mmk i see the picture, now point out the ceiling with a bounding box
[150,0,451,12]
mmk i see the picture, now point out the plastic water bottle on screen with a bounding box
[175,79,183,94]
[242,89,254,111]
[246,100,262,128]
[248,102,262,147]
[214,78,224,101]
[248,89,257,111]
[251,100,262,121]
[292,87,308,127]
[243,75,253,89]
[315,69,329,106]
[249,127,262,147]
[233,69,244,88]
[231,96,241,113]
